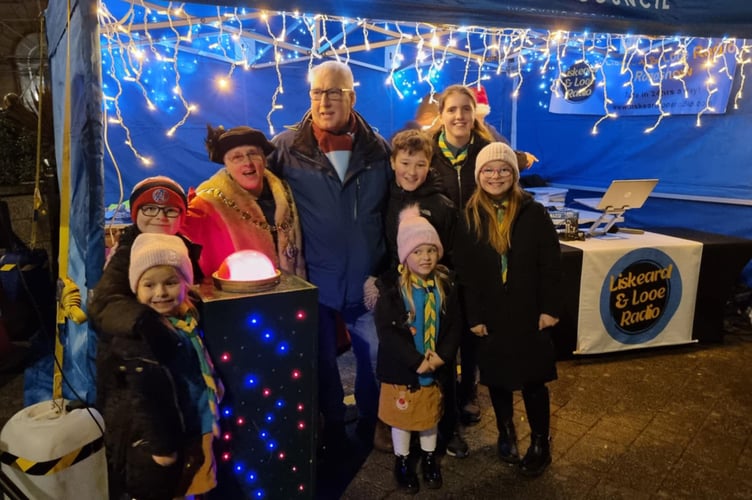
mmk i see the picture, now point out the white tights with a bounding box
[391,426,437,456]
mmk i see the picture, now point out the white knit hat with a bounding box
[129,233,193,292]
[474,142,519,183]
[397,205,444,264]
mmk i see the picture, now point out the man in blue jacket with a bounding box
[269,60,393,456]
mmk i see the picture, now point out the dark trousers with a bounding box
[487,383,550,436]
[458,331,479,404]
[437,359,459,440]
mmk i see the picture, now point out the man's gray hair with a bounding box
[310,60,354,88]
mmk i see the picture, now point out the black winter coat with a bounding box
[96,315,189,500]
[385,169,458,270]
[375,270,462,388]
[430,131,490,209]
[453,194,562,390]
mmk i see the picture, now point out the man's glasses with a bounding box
[227,151,265,165]
[140,205,181,218]
[480,167,515,178]
[309,88,353,101]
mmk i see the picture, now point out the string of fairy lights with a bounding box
[97,0,752,166]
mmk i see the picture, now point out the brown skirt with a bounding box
[378,382,443,431]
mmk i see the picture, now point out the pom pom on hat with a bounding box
[129,176,187,223]
[205,124,275,164]
[474,142,519,184]
[129,233,194,293]
[470,85,490,118]
[397,205,444,264]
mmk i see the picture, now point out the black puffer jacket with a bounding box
[97,314,187,500]
[374,270,461,388]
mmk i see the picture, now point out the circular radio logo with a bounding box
[599,248,682,344]
[559,61,595,103]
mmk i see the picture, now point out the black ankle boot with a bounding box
[394,455,419,494]
[421,451,442,489]
[497,419,520,464]
[519,433,551,477]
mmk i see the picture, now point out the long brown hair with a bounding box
[464,177,525,255]
[428,84,493,143]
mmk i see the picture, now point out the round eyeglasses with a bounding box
[480,167,515,178]
[140,205,181,218]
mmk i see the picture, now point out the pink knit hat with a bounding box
[397,205,443,264]
[129,233,193,292]
[474,142,519,183]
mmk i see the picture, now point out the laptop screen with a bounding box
[596,179,658,211]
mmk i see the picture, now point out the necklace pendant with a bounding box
[285,242,298,259]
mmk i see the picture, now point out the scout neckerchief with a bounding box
[170,315,220,437]
[495,200,510,283]
[409,275,440,352]
[403,274,441,386]
[438,130,473,170]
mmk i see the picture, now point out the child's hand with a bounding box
[426,350,444,370]
[470,324,488,337]
[416,358,432,374]
[151,452,177,466]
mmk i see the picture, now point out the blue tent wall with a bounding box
[31,0,103,404]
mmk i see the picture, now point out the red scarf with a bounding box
[312,114,357,154]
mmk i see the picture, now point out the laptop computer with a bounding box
[576,179,658,236]
[575,179,658,212]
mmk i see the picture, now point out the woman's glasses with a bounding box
[227,151,265,164]
[140,205,181,218]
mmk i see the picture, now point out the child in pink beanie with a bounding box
[373,205,461,494]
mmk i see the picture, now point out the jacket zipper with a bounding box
[354,177,360,220]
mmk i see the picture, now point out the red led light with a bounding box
[236,417,245,425]
[291,369,301,379]
[262,388,271,397]
[296,403,304,411]
[221,452,231,461]
[297,421,305,430]
[223,433,231,441]
[278,452,286,460]
[296,310,306,320]
[220,352,231,362]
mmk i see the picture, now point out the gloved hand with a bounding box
[363,275,379,311]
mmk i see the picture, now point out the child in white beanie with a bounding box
[98,233,221,500]
[374,205,461,494]
[454,141,561,477]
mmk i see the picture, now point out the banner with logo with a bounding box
[549,38,739,116]
[566,232,702,354]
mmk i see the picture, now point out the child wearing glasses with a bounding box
[182,125,305,279]
[97,233,222,499]
[453,142,561,477]
[374,206,461,494]
[89,176,203,352]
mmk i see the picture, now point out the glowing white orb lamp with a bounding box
[212,250,281,293]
